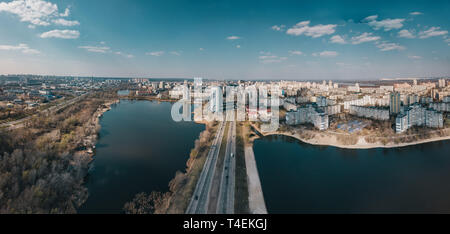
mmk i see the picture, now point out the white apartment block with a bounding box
[344,95,389,110]
[349,105,390,121]
[286,104,329,130]
[396,104,444,133]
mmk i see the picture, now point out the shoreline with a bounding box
[244,146,268,214]
[75,98,120,159]
[252,126,450,150]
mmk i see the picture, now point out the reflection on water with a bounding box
[78,100,204,213]
[254,135,450,213]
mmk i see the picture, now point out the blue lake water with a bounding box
[78,100,204,213]
[254,135,450,213]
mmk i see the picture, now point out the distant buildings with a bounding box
[347,83,360,92]
[390,92,401,115]
[315,96,327,107]
[283,101,297,111]
[438,79,446,88]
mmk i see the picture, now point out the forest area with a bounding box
[0,91,117,213]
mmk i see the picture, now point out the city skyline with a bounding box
[0,0,450,80]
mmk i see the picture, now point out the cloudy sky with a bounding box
[0,0,449,80]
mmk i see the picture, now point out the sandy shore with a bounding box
[244,146,268,214]
[251,124,450,149]
[264,131,450,149]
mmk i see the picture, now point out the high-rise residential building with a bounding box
[431,89,438,99]
[395,104,444,133]
[438,79,446,88]
[390,92,401,115]
[316,96,327,107]
[285,104,329,130]
[209,86,222,113]
[396,113,408,133]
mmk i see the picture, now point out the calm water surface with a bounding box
[254,135,450,213]
[79,100,204,213]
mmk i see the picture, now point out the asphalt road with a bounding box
[185,120,226,214]
[216,119,236,214]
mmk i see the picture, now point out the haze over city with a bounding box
[0,0,449,80]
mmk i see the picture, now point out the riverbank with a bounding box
[250,123,450,149]
[74,99,120,158]
[244,146,267,214]
[156,121,218,214]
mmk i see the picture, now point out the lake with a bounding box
[78,100,204,213]
[253,135,450,213]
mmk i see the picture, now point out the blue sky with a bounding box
[0,0,449,80]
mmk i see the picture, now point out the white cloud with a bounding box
[364,15,405,31]
[0,0,73,26]
[418,27,448,39]
[236,45,241,48]
[376,42,405,51]
[271,25,285,31]
[312,50,338,57]
[170,51,181,56]
[79,45,133,58]
[226,36,240,40]
[115,51,134,58]
[199,47,204,51]
[364,15,378,21]
[60,7,69,17]
[398,29,415,38]
[288,50,303,55]
[330,35,346,44]
[52,18,79,26]
[445,38,450,46]
[146,51,164,56]
[0,43,40,54]
[408,55,422,59]
[286,21,337,38]
[78,46,110,53]
[410,12,423,16]
[258,52,287,64]
[351,32,380,44]
[40,29,79,39]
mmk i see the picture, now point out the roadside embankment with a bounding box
[244,146,267,214]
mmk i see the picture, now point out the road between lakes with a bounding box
[186,121,226,214]
[216,119,236,214]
